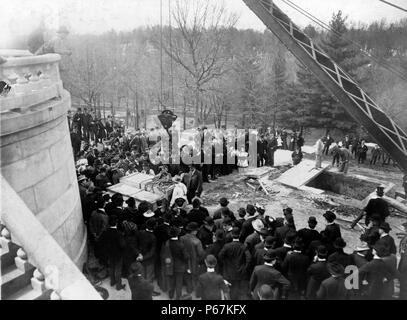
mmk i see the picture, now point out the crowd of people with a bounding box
[68,109,406,300]
[82,189,406,300]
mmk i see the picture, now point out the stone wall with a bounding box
[0,89,87,267]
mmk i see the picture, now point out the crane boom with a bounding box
[242,0,407,173]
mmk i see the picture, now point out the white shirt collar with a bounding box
[264,262,274,267]
[283,243,291,248]
[380,233,388,238]
[317,258,326,262]
[233,239,240,242]
[110,226,117,229]
[207,268,215,273]
[170,237,178,240]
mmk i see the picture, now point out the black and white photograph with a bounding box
[0,0,407,305]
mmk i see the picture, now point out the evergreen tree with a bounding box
[292,11,370,131]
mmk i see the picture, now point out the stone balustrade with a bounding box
[0,54,63,113]
[1,175,102,300]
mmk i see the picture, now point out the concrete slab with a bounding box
[277,159,331,188]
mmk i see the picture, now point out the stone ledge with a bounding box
[0,90,71,136]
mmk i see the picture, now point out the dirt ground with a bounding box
[200,153,406,255]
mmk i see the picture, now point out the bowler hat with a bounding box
[323,211,336,221]
[146,218,157,230]
[186,222,199,232]
[373,243,389,258]
[283,207,293,215]
[219,197,229,206]
[265,236,277,248]
[169,227,181,238]
[317,245,328,258]
[333,237,347,249]
[204,216,214,226]
[255,204,265,214]
[327,262,344,277]
[125,197,135,207]
[205,255,217,268]
[379,222,391,233]
[308,216,317,224]
[263,250,277,262]
[246,204,256,215]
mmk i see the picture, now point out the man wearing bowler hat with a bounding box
[161,227,189,300]
[196,255,230,300]
[316,262,350,300]
[323,211,342,248]
[375,222,396,255]
[213,197,233,220]
[297,216,321,252]
[181,222,205,294]
[240,204,258,242]
[358,243,399,299]
[218,228,252,300]
[328,237,353,268]
[306,245,330,300]
[250,250,290,300]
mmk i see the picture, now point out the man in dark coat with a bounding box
[358,243,399,300]
[196,255,230,300]
[398,221,407,300]
[218,228,252,300]
[306,245,330,300]
[70,128,81,158]
[363,186,390,225]
[297,216,321,251]
[187,198,209,226]
[272,231,297,269]
[82,108,92,141]
[239,204,257,243]
[197,216,215,249]
[375,222,397,255]
[323,211,342,248]
[328,237,353,268]
[282,240,310,298]
[250,250,290,300]
[128,262,154,300]
[316,262,351,300]
[99,215,126,290]
[213,197,233,220]
[187,164,203,203]
[181,222,205,294]
[72,108,83,138]
[137,218,157,283]
[161,227,189,300]
[254,236,278,266]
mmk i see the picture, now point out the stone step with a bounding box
[4,284,43,300]
[1,264,35,299]
[1,240,20,273]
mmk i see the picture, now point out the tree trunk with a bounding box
[183,95,187,130]
[194,87,200,127]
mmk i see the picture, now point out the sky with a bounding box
[0,0,406,47]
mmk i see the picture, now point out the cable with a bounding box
[276,0,407,82]
[379,0,407,13]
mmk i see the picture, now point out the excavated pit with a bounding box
[306,171,380,200]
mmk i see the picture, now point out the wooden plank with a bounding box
[277,159,330,188]
[106,183,142,198]
[298,185,325,195]
[120,173,154,189]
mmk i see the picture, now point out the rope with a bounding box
[160,0,164,111]
[169,0,175,112]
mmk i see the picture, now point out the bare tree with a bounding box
[153,0,238,126]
